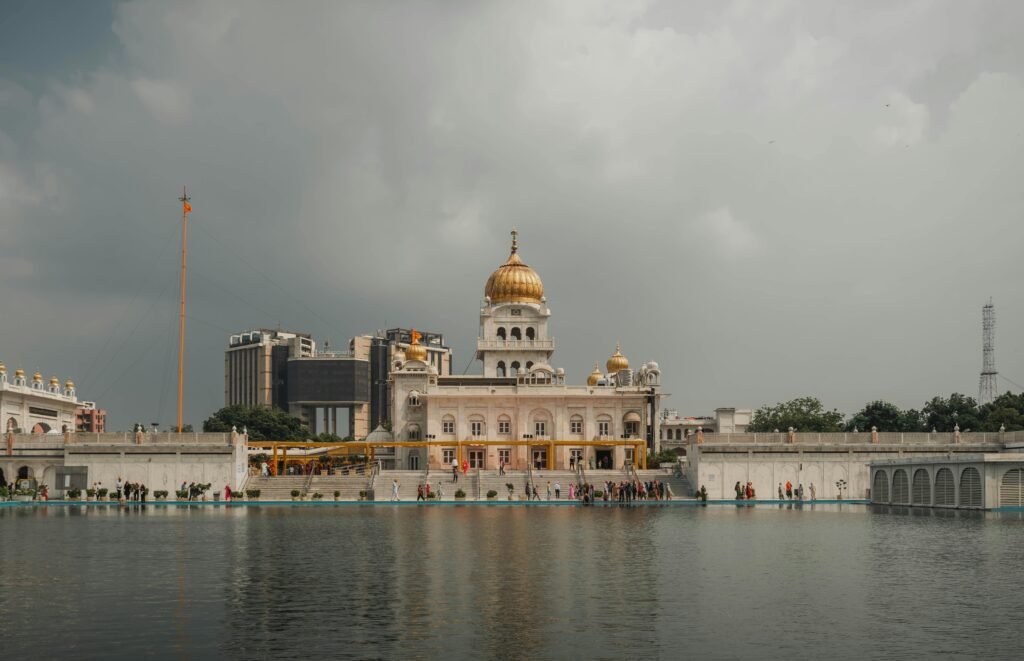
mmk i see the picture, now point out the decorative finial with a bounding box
[510,228,518,254]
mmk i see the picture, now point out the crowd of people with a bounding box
[115,477,149,502]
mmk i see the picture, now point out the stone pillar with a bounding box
[870,426,878,444]
[63,425,72,445]
[5,429,12,456]
[696,428,704,445]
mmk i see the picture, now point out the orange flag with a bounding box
[411,329,421,344]
[183,201,193,216]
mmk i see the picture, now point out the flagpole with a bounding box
[177,186,191,433]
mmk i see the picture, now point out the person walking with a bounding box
[462,458,469,477]
[498,458,505,476]
[531,484,540,501]
[452,458,459,483]
[778,483,784,500]
[809,483,816,500]
[797,483,804,500]
[546,481,552,500]
[416,484,425,501]
[554,482,561,499]
[785,480,793,499]
[391,479,400,502]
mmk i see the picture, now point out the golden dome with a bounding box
[0,362,5,374]
[15,368,25,378]
[65,379,75,389]
[32,372,42,382]
[484,230,544,304]
[606,342,629,373]
[404,329,428,362]
[587,363,603,386]
[49,376,59,386]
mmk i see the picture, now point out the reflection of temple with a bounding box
[0,363,79,434]
[390,231,664,471]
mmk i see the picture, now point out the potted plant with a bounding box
[358,490,367,501]
[426,492,437,500]
[312,492,323,501]
[454,489,466,500]
[14,488,35,502]
[595,490,604,498]
[66,488,82,501]
[506,483,515,501]
[291,489,300,501]
[98,488,109,501]
[154,490,168,500]
[175,489,188,500]
[86,488,96,501]
[333,490,340,501]
[486,490,498,500]
[246,489,261,500]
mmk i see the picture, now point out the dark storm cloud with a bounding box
[1,0,1023,429]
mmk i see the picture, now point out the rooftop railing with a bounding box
[693,431,1021,445]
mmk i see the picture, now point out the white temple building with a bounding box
[388,230,664,471]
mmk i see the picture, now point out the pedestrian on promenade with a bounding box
[462,459,469,476]
[554,482,561,499]
[417,484,425,501]
[785,481,793,499]
[810,483,816,500]
[568,483,575,500]
[531,484,540,501]
[391,479,400,502]
[436,482,444,499]
[499,458,505,476]
[116,477,123,500]
[452,459,459,483]
[797,484,804,500]
[778,483,784,500]
[546,481,552,500]
[225,485,231,502]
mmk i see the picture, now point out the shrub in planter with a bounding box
[86,488,96,500]
[486,490,498,499]
[290,489,300,500]
[454,489,466,499]
[333,490,340,499]
[358,490,367,500]
[426,492,437,499]
[66,488,82,499]
[175,490,189,500]
[98,488,109,499]
[154,490,168,500]
[245,489,261,499]
[594,490,604,498]
[312,492,323,500]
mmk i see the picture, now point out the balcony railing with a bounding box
[476,339,555,350]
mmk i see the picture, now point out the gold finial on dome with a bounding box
[484,229,544,304]
[15,368,25,378]
[587,363,603,386]
[65,379,75,389]
[32,371,43,382]
[49,376,59,386]
[606,342,629,373]
[0,362,5,374]
[405,328,428,362]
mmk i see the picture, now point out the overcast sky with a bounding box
[2,0,1022,430]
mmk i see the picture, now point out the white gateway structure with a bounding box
[389,231,664,472]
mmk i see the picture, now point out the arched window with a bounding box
[408,392,421,407]
[959,467,982,507]
[442,415,456,435]
[407,424,421,441]
[1000,468,1024,507]
[570,415,584,436]
[872,470,889,503]
[911,469,931,505]
[6,417,17,433]
[511,361,521,375]
[497,327,506,340]
[511,327,522,340]
[469,416,485,438]
[526,327,535,340]
[934,468,955,506]
[891,469,909,504]
[526,361,533,370]
[32,422,51,435]
[496,361,506,377]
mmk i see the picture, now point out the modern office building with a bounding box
[224,329,315,408]
[75,402,107,433]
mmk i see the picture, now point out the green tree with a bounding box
[202,405,309,441]
[979,392,1024,431]
[922,393,982,432]
[845,401,924,432]
[748,396,844,432]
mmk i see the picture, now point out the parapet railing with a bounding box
[8,432,233,446]
[694,431,1021,445]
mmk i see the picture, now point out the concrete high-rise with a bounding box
[224,329,314,408]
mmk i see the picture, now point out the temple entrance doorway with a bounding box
[532,449,547,470]
[595,449,613,470]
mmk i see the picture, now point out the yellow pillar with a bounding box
[282,446,287,474]
[457,441,462,465]
[272,444,277,475]
[640,442,646,470]
[548,441,554,470]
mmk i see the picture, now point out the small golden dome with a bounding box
[32,372,43,382]
[49,376,59,386]
[0,362,6,374]
[404,329,428,362]
[484,229,544,305]
[65,379,75,389]
[15,368,25,378]
[606,342,629,373]
[587,363,603,386]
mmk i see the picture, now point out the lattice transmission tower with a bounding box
[979,298,997,406]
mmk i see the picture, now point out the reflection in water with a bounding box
[2,504,1024,659]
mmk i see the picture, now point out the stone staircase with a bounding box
[307,474,371,500]
[242,476,308,501]
[525,470,581,500]
[635,468,694,499]
[476,470,531,501]
[377,470,431,500]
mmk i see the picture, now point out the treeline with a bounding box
[748,392,1024,433]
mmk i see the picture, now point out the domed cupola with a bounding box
[606,342,629,373]
[404,329,428,362]
[484,229,544,305]
[587,363,603,386]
